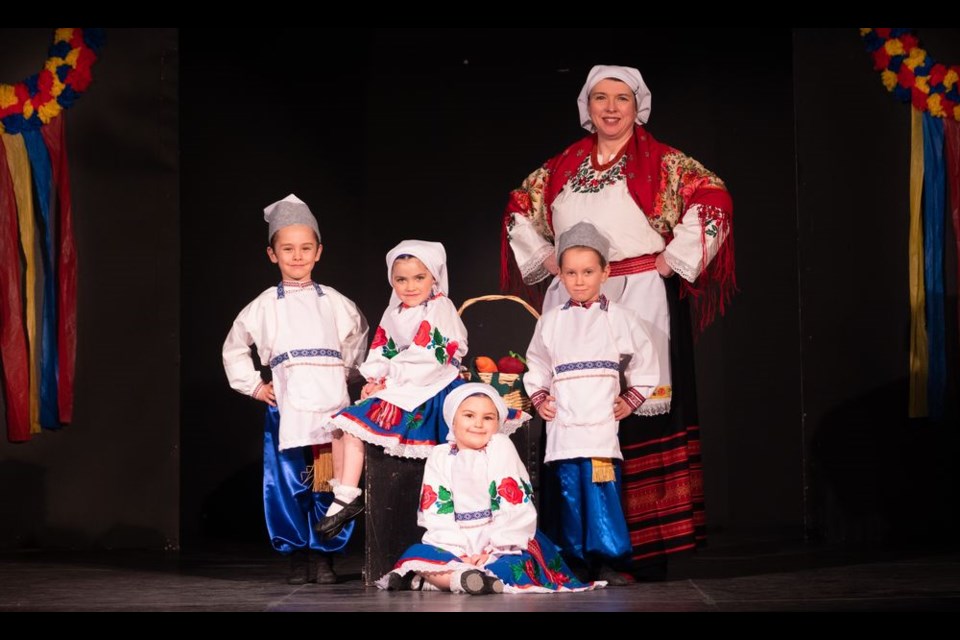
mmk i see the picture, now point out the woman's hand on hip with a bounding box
[655,253,675,278]
[544,252,559,276]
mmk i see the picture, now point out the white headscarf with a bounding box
[385,240,449,308]
[576,64,652,132]
[443,383,510,443]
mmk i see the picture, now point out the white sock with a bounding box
[326,484,362,517]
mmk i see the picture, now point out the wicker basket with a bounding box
[457,295,540,413]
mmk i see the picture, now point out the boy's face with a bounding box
[451,395,499,451]
[391,257,436,307]
[267,224,321,282]
[559,246,609,303]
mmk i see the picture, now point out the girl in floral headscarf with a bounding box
[377,383,600,594]
[317,241,472,539]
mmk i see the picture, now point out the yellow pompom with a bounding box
[881,70,898,91]
[927,95,945,118]
[22,101,33,119]
[0,84,18,109]
[884,39,905,56]
[903,48,927,71]
[65,48,80,67]
[38,101,62,124]
[54,28,74,44]
[859,28,873,36]
[944,70,959,90]
[914,76,931,94]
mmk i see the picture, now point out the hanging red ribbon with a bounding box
[945,118,960,357]
[0,136,31,442]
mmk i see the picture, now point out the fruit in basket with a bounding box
[498,351,527,374]
[474,356,498,373]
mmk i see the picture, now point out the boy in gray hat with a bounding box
[223,194,368,585]
[523,220,659,585]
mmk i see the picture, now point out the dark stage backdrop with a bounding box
[0,29,179,549]
[3,28,954,552]
[179,28,801,548]
[795,28,960,544]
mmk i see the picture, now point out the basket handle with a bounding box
[457,294,540,320]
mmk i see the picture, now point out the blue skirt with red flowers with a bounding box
[377,530,601,593]
[330,377,466,459]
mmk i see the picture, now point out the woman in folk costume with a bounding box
[378,383,600,594]
[502,65,735,580]
[222,194,369,584]
[317,240,477,538]
[524,220,659,585]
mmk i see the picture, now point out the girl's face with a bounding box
[391,257,436,307]
[588,78,637,142]
[452,395,499,451]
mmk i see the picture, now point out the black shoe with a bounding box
[287,550,311,585]
[314,554,338,585]
[314,496,365,539]
[595,563,634,587]
[385,571,420,591]
[460,569,504,595]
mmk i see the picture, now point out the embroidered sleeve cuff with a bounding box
[252,381,264,400]
[662,249,700,283]
[530,390,549,409]
[620,387,646,411]
[519,245,557,285]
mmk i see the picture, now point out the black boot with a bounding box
[287,550,311,585]
[459,569,504,595]
[594,562,634,586]
[385,571,420,591]
[314,553,337,585]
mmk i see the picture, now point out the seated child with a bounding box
[317,240,467,538]
[377,383,602,594]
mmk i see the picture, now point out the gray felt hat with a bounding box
[557,220,610,263]
[263,194,320,244]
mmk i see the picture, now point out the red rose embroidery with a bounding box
[413,321,432,347]
[370,326,388,350]
[420,485,437,511]
[497,477,524,505]
[445,341,458,361]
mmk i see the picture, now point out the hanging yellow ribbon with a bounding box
[1,133,40,433]
[908,108,928,418]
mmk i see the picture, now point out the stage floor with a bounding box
[2,532,958,611]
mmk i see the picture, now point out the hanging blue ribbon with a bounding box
[922,113,945,420]
[21,129,60,429]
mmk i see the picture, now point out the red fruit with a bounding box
[497,356,526,374]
